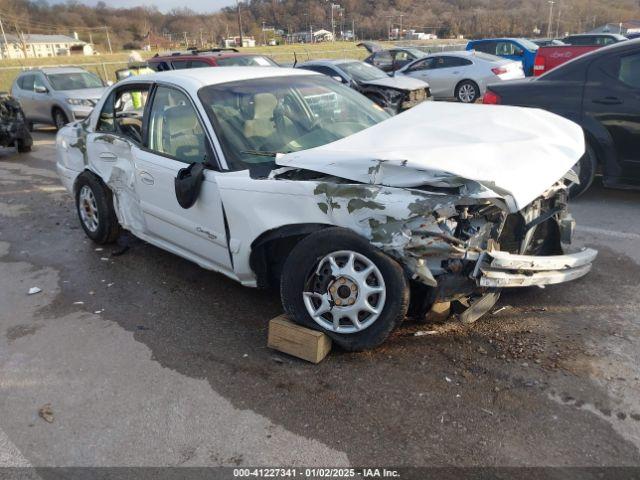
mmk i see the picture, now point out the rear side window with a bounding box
[301,65,340,78]
[171,61,189,70]
[97,85,150,144]
[441,56,472,67]
[617,53,640,89]
[189,60,211,68]
[473,41,497,55]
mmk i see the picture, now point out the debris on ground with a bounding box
[414,330,438,337]
[27,287,41,295]
[492,306,511,315]
[38,404,54,423]
[445,376,452,383]
[73,301,84,305]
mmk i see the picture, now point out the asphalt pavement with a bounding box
[1,131,640,469]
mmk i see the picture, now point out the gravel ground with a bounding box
[1,131,639,471]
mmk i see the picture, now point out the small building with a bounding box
[0,34,90,59]
[588,20,640,36]
[286,29,334,43]
[223,36,256,48]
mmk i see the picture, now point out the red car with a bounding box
[147,48,279,71]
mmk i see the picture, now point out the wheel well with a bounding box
[583,130,602,167]
[72,169,103,196]
[249,223,331,289]
[51,105,65,120]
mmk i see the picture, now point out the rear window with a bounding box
[216,56,277,67]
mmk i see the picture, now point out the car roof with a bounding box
[20,67,88,75]
[298,59,361,67]
[118,66,319,91]
[564,33,626,38]
[150,51,267,61]
[469,37,524,42]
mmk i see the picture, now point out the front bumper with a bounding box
[475,248,598,288]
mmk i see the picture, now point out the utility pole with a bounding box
[183,31,188,47]
[0,16,9,59]
[352,18,355,41]
[399,14,404,40]
[104,26,113,54]
[236,0,243,47]
[554,0,562,38]
[546,1,555,38]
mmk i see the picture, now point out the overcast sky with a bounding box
[52,0,235,13]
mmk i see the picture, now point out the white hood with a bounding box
[277,102,584,212]
[361,75,428,90]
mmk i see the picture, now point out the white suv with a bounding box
[56,67,596,351]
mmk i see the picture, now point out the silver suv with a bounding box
[11,67,107,130]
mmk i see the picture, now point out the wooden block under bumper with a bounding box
[268,315,332,364]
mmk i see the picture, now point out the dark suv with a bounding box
[147,49,279,71]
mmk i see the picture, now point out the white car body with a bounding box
[395,50,524,101]
[56,67,596,347]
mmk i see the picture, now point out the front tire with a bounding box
[75,172,121,244]
[280,228,409,351]
[455,80,480,103]
[53,108,68,131]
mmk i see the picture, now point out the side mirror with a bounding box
[34,86,48,94]
[331,75,343,83]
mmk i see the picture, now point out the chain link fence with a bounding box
[0,43,468,91]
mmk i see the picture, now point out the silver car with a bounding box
[11,67,107,130]
[395,51,524,103]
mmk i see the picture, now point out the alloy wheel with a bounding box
[78,185,99,232]
[303,250,386,334]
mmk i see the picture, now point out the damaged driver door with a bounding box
[133,84,233,273]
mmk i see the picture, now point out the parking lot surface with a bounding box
[1,132,640,467]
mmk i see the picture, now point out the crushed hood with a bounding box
[360,75,428,91]
[276,102,584,212]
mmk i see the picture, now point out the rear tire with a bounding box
[75,172,121,244]
[53,108,68,131]
[568,143,597,198]
[280,227,409,351]
[16,138,31,153]
[455,80,480,103]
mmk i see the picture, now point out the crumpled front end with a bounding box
[364,181,597,312]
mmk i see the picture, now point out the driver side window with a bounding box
[147,86,207,164]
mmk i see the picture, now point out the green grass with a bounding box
[0,39,464,91]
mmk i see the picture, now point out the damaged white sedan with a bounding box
[56,67,597,351]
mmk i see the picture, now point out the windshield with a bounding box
[216,55,278,67]
[518,38,539,51]
[403,47,428,58]
[339,61,388,82]
[198,75,390,171]
[46,72,103,90]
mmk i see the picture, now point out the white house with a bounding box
[0,34,91,59]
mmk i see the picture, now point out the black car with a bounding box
[296,59,430,113]
[483,39,640,196]
[358,42,427,73]
[562,33,627,46]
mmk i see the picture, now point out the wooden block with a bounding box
[425,301,451,323]
[268,315,332,364]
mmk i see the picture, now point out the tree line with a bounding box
[0,0,638,51]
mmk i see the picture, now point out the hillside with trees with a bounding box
[0,0,638,51]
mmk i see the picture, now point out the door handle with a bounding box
[593,96,622,105]
[139,171,154,185]
[99,152,117,161]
